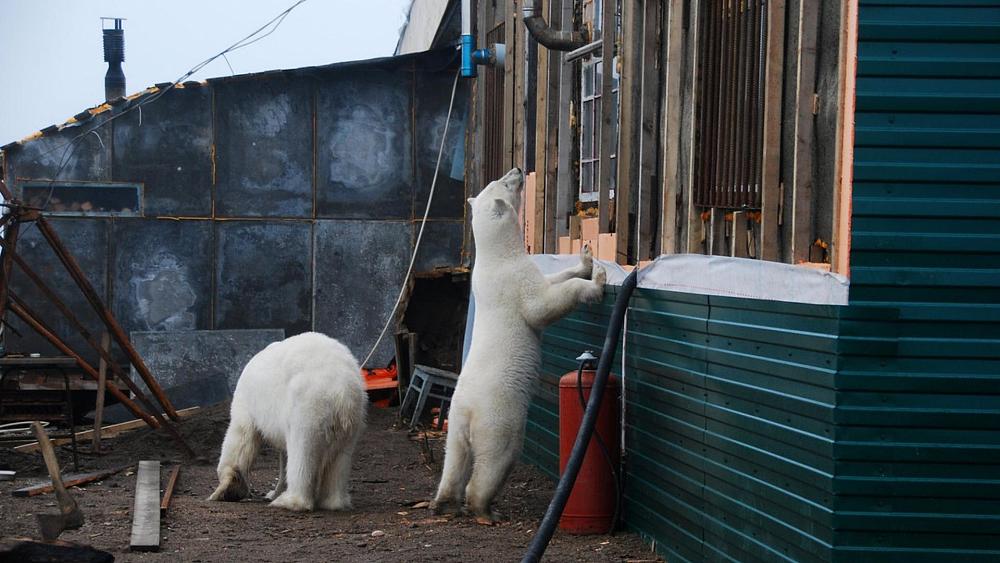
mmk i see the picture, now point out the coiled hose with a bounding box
[522,268,639,563]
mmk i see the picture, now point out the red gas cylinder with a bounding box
[558,367,620,534]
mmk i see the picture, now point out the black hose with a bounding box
[522,269,638,563]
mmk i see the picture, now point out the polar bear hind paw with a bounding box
[270,492,314,512]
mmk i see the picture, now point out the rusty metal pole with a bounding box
[0,216,21,324]
[0,238,146,396]
[9,297,198,459]
[34,217,179,421]
[7,297,157,428]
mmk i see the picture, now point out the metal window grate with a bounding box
[483,23,506,183]
[694,0,767,209]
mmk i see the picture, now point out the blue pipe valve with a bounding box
[461,34,505,78]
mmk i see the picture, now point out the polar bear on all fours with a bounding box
[430,167,606,524]
[208,332,367,512]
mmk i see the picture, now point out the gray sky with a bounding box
[0,0,412,144]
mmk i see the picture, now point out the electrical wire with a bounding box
[20,0,309,226]
[360,67,461,369]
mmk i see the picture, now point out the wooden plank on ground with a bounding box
[14,407,200,453]
[160,465,181,516]
[760,0,787,261]
[11,466,128,498]
[130,460,161,552]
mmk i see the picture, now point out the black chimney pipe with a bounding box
[103,18,125,102]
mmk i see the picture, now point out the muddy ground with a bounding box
[0,403,660,562]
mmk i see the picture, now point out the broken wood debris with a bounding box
[13,406,200,453]
[11,466,128,498]
[160,465,181,516]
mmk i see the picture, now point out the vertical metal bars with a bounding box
[694,0,767,209]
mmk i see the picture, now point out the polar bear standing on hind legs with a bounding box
[430,167,606,523]
[208,332,367,512]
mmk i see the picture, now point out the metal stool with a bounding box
[399,364,458,430]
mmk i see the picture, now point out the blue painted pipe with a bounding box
[461,34,476,77]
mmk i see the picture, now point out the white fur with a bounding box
[208,332,367,512]
[431,168,606,521]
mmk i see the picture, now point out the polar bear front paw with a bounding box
[592,262,606,286]
[270,492,314,512]
[579,243,595,278]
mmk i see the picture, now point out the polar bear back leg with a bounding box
[318,436,359,511]
[464,421,523,522]
[431,406,473,513]
[269,409,327,512]
[208,412,260,502]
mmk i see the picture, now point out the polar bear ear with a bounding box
[467,197,476,207]
[490,198,508,219]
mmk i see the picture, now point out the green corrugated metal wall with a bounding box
[836,0,1000,559]
[523,1,1000,560]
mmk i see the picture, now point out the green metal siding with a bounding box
[531,290,841,562]
[840,0,1000,559]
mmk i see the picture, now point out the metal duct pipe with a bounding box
[102,17,126,101]
[523,0,588,51]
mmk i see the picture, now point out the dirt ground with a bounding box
[0,403,660,562]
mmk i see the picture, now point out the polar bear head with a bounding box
[468,167,524,252]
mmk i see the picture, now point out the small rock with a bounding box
[371,530,385,538]
[412,501,430,509]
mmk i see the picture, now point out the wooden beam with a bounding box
[760,0,787,261]
[542,0,563,253]
[832,0,858,276]
[661,0,686,254]
[615,0,643,263]
[14,407,201,453]
[682,0,703,254]
[597,0,616,233]
[636,0,663,261]
[160,465,181,516]
[503,1,516,171]
[514,1,527,170]
[130,460,161,552]
[554,0,577,241]
[11,466,128,498]
[791,0,820,263]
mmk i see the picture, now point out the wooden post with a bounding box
[760,0,787,261]
[680,0,703,254]
[832,0,858,276]
[637,0,663,261]
[791,0,820,263]
[615,0,643,263]
[92,332,110,453]
[503,1,516,171]
[597,0,616,233]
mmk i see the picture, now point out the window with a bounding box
[579,55,620,202]
[21,181,142,216]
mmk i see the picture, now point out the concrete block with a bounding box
[130,329,285,408]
